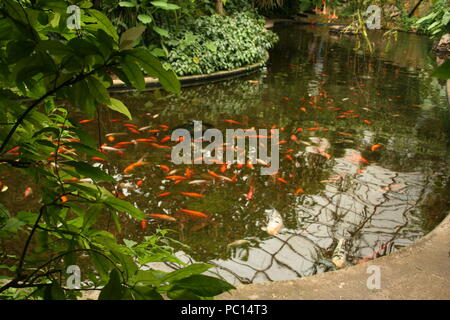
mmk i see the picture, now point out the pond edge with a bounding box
[109,59,268,93]
[217,212,450,300]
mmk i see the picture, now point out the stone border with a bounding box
[217,212,450,300]
[109,59,268,93]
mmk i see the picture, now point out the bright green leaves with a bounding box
[103,196,144,220]
[120,56,146,90]
[64,161,114,182]
[125,48,180,94]
[86,9,119,42]
[107,98,133,120]
[119,26,146,51]
[170,275,235,298]
[151,1,181,10]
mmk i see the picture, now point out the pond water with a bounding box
[4,25,450,285]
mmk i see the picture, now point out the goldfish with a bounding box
[188,180,209,185]
[290,134,298,141]
[100,146,125,153]
[265,208,283,236]
[208,171,232,182]
[180,192,205,198]
[165,175,187,180]
[246,186,255,200]
[23,187,33,198]
[149,143,170,149]
[160,136,171,144]
[136,180,144,187]
[140,220,147,230]
[148,214,176,222]
[134,138,157,143]
[156,192,171,198]
[60,195,69,203]
[284,154,294,161]
[224,119,242,125]
[363,120,372,125]
[220,163,228,173]
[371,144,382,152]
[158,165,170,172]
[184,168,194,178]
[276,177,288,184]
[127,127,140,134]
[91,157,108,162]
[179,209,208,219]
[294,188,304,194]
[299,107,307,112]
[123,123,138,128]
[79,119,94,124]
[124,161,150,174]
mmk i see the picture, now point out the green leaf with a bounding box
[120,26,146,51]
[151,1,181,10]
[138,14,153,24]
[44,282,66,300]
[65,142,107,159]
[153,25,170,38]
[88,9,119,42]
[119,1,136,7]
[161,263,212,283]
[167,288,202,300]
[172,275,235,297]
[86,76,111,105]
[64,161,115,182]
[120,56,145,90]
[127,48,180,94]
[107,98,132,120]
[132,286,164,300]
[99,269,125,300]
[103,196,144,220]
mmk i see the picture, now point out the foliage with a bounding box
[164,11,279,76]
[415,0,450,39]
[0,0,233,300]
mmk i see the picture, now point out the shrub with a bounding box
[163,11,279,76]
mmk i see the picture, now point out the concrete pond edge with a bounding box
[217,212,450,300]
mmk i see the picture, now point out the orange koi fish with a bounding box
[180,192,205,198]
[136,180,144,187]
[246,186,255,200]
[160,136,171,144]
[371,144,382,152]
[363,120,372,125]
[149,143,170,149]
[140,220,147,230]
[124,161,150,174]
[224,119,242,125]
[156,192,171,198]
[148,213,176,222]
[79,119,94,124]
[158,165,170,172]
[179,209,208,219]
[276,177,288,184]
[294,188,304,194]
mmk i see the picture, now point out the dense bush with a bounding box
[415,0,450,39]
[164,11,279,76]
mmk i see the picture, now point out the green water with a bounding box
[4,26,450,285]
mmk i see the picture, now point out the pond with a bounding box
[4,25,450,286]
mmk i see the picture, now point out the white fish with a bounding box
[332,238,347,268]
[188,180,209,185]
[105,132,127,137]
[265,208,284,236]
[100,146,125,152]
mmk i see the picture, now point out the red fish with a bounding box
[156,192,171,198]
[363,120,372,125]
[79,119,94,124]
[179,209,208,219]
[140,220,147,230]
[180,192,205,198]
[23,187,33,198]
[224,119,242,125]
[136,180,144,186]
[148,213,176,222]
[160,136,171,144]
[158,165,170,172]
[294,188,304,194]
[276,177,288,184]
[246,186,255,200]
[371,144,382,152]
[124,161,150,174]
